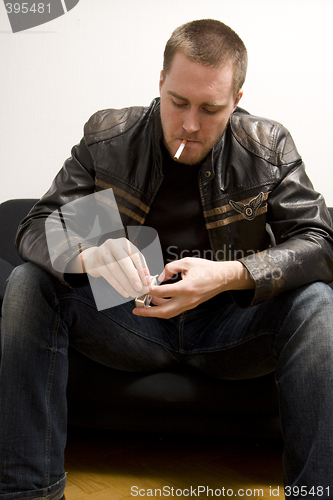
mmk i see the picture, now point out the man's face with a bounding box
[159,52,243,165]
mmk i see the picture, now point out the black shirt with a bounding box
[144,144,213,268]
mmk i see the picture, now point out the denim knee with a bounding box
[2,262,60,316]
[1,262,70,359]
[273,281,333,373]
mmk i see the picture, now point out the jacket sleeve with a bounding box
[15,137,96,287]
[236,161,333,306]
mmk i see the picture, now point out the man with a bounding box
[1,19,333,500]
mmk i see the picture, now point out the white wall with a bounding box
[1,0,333,204]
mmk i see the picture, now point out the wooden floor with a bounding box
[64,428,285,499]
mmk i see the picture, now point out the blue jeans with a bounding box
[1,262,333,499]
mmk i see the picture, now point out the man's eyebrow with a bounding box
[167,90,224,108]
[167,91,190,102]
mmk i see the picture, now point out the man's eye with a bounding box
[203,108,218,115]
[172,100,187,108]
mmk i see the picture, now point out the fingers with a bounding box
[83,238,150,298]
[150,296,170,306]
[107,239,147,291]
[128,244,151,287]
[96,260,134,298]
[149,282,182,298]
[133,295,187,319]
[159,260,185,282]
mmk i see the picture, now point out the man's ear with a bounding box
[233,89,243,111]
[159,70,164,94]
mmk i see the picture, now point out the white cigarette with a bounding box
[173,139,187,161]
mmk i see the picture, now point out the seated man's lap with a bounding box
[3,264,333,379]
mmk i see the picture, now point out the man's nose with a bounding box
[183,107,200,134]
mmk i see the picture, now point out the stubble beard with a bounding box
[162,135,213,166]
[162,121,230,166]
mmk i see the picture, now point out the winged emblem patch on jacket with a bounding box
[229,192,264,221]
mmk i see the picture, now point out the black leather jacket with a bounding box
[16,98,333,307]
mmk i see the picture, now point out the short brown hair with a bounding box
[163,19,248,96]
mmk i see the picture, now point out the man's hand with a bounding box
[133,257,254,319]
[71,238,151,298]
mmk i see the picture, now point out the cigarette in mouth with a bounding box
[173,139,187,161]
